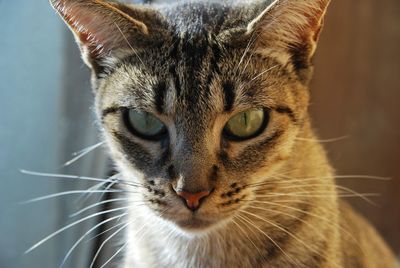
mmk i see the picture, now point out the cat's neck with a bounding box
[124,125,340,267]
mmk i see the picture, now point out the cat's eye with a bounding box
[124,110,167,140]
[223,108,268,141]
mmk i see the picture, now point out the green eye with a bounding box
[223,108,268,140]
[124,110,167,140]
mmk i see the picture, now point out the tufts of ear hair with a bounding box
[247,0,331,82]
[49,0,166,74]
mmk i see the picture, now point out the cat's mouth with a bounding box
[171,212,234,234]
[175,216,215,231]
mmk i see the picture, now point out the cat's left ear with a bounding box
[247,0,331,78]
[50,0,165,74]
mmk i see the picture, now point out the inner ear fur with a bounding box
[247,0,331,76]
[50,0,165,72]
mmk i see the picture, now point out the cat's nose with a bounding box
[174,189,211,211]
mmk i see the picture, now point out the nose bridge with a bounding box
[174,122,210,165]
[173,134,213,192]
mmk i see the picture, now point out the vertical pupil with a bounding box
[224,109,265,139]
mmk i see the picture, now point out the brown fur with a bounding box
[50,0,398,267]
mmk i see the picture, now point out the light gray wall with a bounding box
[0,1,64,267]
[0,1,108,267]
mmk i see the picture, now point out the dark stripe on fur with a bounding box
[210,42,222,76]
[274,106,297,123]
[213,6,228,35]
[169,36,182,97]
[167,165,177,180]
[155,137,171,167]
[289,43,311,71]
[102,106,120,119]
[154,81,167,114]
[181,34,209,106]
[111,131,159,176]
[205,41,222,104]
[222,82,235,111]
[255,130,283,148]
[219,130,283,172]
[255,202,312,265]
[171,66,182,97]
[302,240,327,267]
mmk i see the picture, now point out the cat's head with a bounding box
[51,0,330,233]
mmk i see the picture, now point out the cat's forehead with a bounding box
[158,1,241,36]
[97,1,295,118]
[99,41,284,119]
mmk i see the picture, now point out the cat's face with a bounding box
[51,0,329,232]
[99,39,307,231]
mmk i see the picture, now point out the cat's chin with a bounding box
[170,214,232,235]
[175,218,215,232]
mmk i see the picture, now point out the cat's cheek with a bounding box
[102,131,148,183]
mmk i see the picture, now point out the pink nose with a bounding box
[175,190,211,211]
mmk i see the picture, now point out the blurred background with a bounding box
[0,0,399,267]
[311,0,400,254]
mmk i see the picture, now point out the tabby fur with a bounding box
[50,0,398,267]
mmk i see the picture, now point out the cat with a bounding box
[49,0,398,267]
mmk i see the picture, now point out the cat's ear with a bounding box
[50,0,164,73]
[247,0,330,74]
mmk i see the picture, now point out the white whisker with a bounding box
[242,209,322,258]
[247,204,326,240]
[74,180,112,206]
[255,192,379,198]
[59,213,128,268]
[75,174,122,206]
[20,170,111,184]
[246,174,390,189]
[249,200,362,249]
[99,242,128,268]
[334,175,390,181]
[235,32,258,74]
[21,190,125,204]
[62,141,105,167]
[336,185,377,206]
[85,219,130,243]
[25,206,130,254]
[231,217,264,262]
[97,178,120,202]
[249,65,279,82]
[236,213,298,266]
[90,222,131,268]
[114,22,144,65]
[255,183,377,205]
[69,198,139,218]
[93,208,169,267]
[240,54,253,76]
[20,170,145,187]
[295,135,349,143]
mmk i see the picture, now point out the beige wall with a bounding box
[311,0,400,253]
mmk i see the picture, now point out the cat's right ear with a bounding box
[50,0,165,73]
[245,0,331,83]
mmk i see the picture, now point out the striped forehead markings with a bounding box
[168,33,217,95]
[168,35,182,98]
[154,81,167,114]
[222,82,235,112]
[274,106,298,124]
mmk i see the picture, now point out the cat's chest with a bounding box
[124,217,257,268]
[126,242,255,268]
